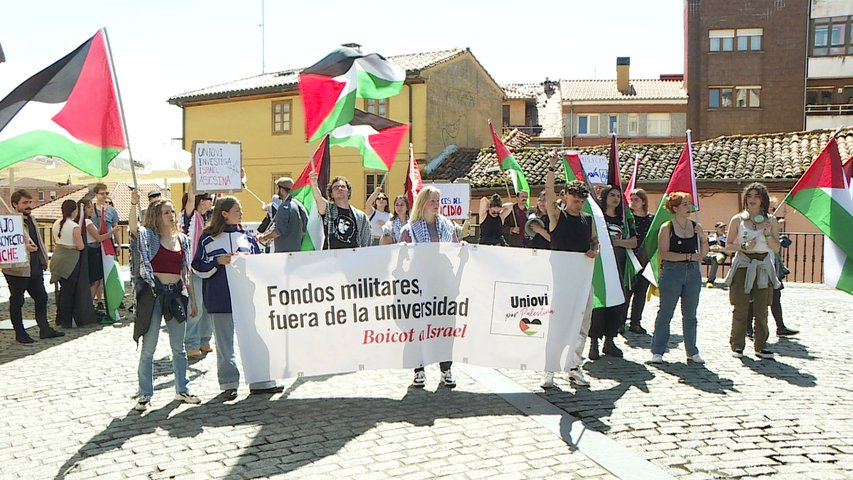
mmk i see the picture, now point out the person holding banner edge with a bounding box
[192,196,285,399]
[540,151,598,389]
[398,185,460,388]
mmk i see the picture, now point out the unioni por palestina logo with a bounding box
[490,282,552,338]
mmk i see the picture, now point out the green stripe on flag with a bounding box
[0,130,123,177]
[356,70,404,99]
[309,90,357,142]
[786,187,853,259]
[291,186,324,251]
[641,196,673,286]
[501,155,530,207]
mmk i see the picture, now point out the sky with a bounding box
[0,0,684,152]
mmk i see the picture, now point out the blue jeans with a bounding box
[209,312,276,391]
[137,299,190,397]
[184,275,212,350]
[651,261,701,356]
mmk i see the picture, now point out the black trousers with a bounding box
[590,304,625,339]
[4,272,50,337]
[625,274,651,326]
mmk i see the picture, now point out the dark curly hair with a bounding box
[741,182,770,216]
[562,180,589,199]
[326,176,352,200]
[489,193,502,208]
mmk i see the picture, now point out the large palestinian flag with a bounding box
[299,47,404,142]
[291,136,331,251]
[563,153,625,308]
[0,30,125,177]
[607,134,641,288]
[329,109,408,171]
[489,120,530,207]
[99,207,125,323]
[784,136,853,294]
[641,134,699,286]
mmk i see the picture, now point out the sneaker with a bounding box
[15,334,36,344]
[186,348,203,358]
[223,389,238,400]
[777,327,799,336]
[540,372,555,389]
[200,343,213,353]
[602,338,623,357]
[134,395,150,412]
[412,371,426,388]
[650,354,664,364]
[756,350,775,359]
[441,370,456,388]
[732,349,744,358]
[628,324,648,334]
[249,385,284,394]
[175,392,201,404]
[39,329,65,339]
[687,353,705,364]
[746,331,754,340]
[568,368,590,386]
[706,282,715,288]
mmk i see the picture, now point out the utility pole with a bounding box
[260,0,266,73]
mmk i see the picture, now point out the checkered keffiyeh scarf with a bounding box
[409,215,454,243]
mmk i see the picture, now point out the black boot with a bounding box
[588,338,600,360]
[776,326,799,336]
[602,337,623,357]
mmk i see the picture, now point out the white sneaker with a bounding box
[687,353,705,364]
[441,370,456,388]
[540,372,555,388]
[412,371,426,388]
[175,392,201,404]
[568,368,590,386]
[650,354,664,364]
[756,350,775,360]
[134,395,150,412]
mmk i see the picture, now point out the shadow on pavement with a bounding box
[740,357,817,387]
[772,337,816,360]
[54,388,530,480]
[649,361,738,395]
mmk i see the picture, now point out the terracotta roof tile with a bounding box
[170,49,468,105]
[424,128,853,188]
[561,79,687,102]
[501,83,564,139]
[31,182,164,223]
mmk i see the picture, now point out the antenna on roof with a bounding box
[260,0,266,73]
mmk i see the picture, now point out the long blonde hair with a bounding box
[409,186,441,223]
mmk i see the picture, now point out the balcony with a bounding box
[502,125,543,137]
[805,103,853,115]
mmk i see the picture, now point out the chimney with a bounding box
[616,57,630,94]
[341,43,362,53]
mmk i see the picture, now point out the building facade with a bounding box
[685,0,809,140]
[805,0,853,130]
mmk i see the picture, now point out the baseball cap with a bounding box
[275,177,294,189]
[714,221,726,228]
[147,189,161,199]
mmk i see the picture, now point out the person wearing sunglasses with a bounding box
[309,173,371,249]
[365,187,391,246]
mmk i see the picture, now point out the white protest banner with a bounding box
[193,141,242,192]
[431,182,470,219]
[580,154,608,184]
[0,215,27,266]
[227,244,594,382]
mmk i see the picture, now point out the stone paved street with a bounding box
[1,276,851,479]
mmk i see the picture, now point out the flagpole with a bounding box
[686,129,701,227]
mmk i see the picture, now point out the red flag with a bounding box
[843,156,852,188]
[99,207,116,256]
[667,132,699,209]
[405,143,423,207]
[624,153,640,205]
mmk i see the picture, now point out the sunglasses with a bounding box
[377,196,388,200]
[333,184,349,190]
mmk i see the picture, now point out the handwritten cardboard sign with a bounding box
[580,155,609,185]
[0,215,27,266]
[430,182,471,219]
[193,141,242,192]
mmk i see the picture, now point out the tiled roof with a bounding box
[561,79,688,102]
[169,49,468,105]
[500,83,564,139]
[31,182,164,223]
[503,83,540,100]
[425,128,853,188]
[0,177,71,188]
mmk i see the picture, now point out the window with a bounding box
[365,172,386,202]
[735,87,760,107]
[709,29,735,52]
[365,98,388,117]
[812,16,851,56]
[270,171,292,197]
[736,28,763,51]
[608,115,618,135]
[38,191,45,201]
[709,87,733,108]
[577,114,599,136]
[49,191,57,200]
[626,114,639,136]
[272,100,292,134]
[806,88,835,105]
[502,105,511,126]
[646,113,671,137]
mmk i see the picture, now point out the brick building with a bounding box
[685,0,809,140]
[805,0,853,130]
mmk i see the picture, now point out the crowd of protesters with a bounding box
[1,157,799,409]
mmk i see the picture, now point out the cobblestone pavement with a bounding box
[0,278,851,479]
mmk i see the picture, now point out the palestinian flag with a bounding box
[292,136,331,251]
[489,120,530,207]
[784,136,853,294]
[405,142,423,207]
[329,109,408,171]
[641,133,699,287]
[99,207,125,323]
[624,153,640,206]
[563,153,625,308]
[299,47,404,142]
[0,30,125,177]
[607,134,640,288]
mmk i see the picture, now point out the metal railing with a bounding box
[39,224,133,265]
[701,232,824,284]
[502,125,543,137]
[805,103,853,115]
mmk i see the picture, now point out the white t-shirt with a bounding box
[369,210,391,237]
[85,219,98,245]
[53,218,80,247]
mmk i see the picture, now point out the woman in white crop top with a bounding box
[365,186,391,245]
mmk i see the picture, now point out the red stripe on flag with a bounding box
[368,124,409,170]
[99,206,116,256]
[299,73,347,142]
[488,120,512,161]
